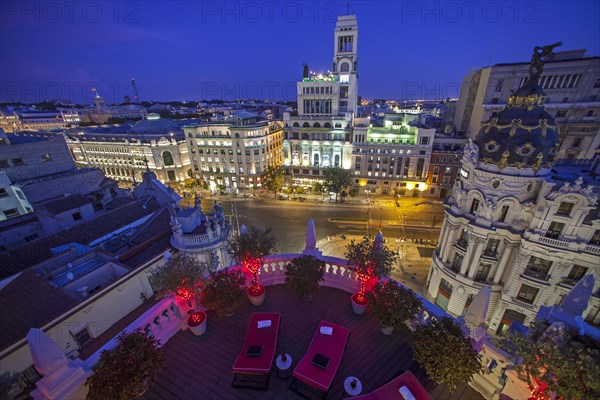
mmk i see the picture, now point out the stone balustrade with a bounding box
[584,243,600,255]
[80,298,183,371]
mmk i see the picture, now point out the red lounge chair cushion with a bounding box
[232,312,281,374]
[293,320,350,392]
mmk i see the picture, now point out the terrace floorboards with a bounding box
[142,284,485,400]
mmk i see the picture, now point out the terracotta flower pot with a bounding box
[351,293,367,315]
[188,311,207,336]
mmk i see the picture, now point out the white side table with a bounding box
[344,376,362,396]
[276,354,292,378]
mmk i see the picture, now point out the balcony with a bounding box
[545,230,562,240]
[140,283,483,400]
[559,276,581,287]
[511,297,535,310]
[481,249,497,260]
[72,254,483,400]
[523,268,549,282]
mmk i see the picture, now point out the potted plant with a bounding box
[285,255,326,300]
[86,328,165,400]
[200,269,247,317]
[148,253,208,335]
[188,311,207,336]
[345,234,396,314]
[412,317,482,392]
[366,280,423,334]
[228,225,277,306]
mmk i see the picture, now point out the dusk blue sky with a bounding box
[1,1,598,104]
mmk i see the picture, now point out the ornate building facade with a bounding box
[426,48,600,334]
[452,49,600,160]
[282,15,359,184]
[64,113,190,184]
[182,112,283,191]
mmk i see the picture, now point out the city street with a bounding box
[196,195,444,259]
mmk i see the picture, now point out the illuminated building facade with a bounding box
[64,114,190,184]
[282,15,359,183]
[350,113,434,196]
[183,112,283,191]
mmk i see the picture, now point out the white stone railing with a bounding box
[174,227,225,246]
[584,243,600,255]
[80,298,184,371]
[534,235,571,249]
[254,253,360,294]
[253,253,450,324]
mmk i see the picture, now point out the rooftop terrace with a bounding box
[140,284,483,400]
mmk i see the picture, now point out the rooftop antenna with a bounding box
[487,40,498,67]
[131,78,140,104]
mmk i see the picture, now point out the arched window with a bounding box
[324,122,332,128]
[335,123,342,128]
[162,151,174,166]
[293,122,300,127]
[303,122,310,128]
[313,122,321,128]
[340,62,350,72]
[234,133,240,138]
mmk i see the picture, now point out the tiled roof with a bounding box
[0,197,160,280]
[39,194,91,215]
[117,206,173,269]
[0,271,79,351]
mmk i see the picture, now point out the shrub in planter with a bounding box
[285,255,326,299]
[200,269,246,317]
[366,280,423,333]
[412,317,482,392]
[345,234,396,312]
[228,225,277,304]
[86,328,165,400]
[148,253,207,307]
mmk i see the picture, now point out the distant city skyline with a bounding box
[1,1,598,104]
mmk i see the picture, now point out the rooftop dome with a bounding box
[129,113,179,135]
[474,43,563,171]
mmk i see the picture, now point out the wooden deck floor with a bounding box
[142,285,485,400]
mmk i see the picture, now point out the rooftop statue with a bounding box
[526,42,562,84]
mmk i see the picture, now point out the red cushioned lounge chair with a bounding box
[343,370,433,400]
[232,312,281,390]
[290,320,350,399]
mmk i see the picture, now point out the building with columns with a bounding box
[282,15,359,184]
[64,113,191,184]
[426,63,600,335]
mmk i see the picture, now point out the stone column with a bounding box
[437,221,448,252]
[442,227,458,263]
[436,223,449,258]
[467,238,486,279]
[493,243,515,284]
[459,235,475,275]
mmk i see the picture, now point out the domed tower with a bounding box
[425,43,600,334]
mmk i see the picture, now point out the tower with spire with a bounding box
[425,43,600,336]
